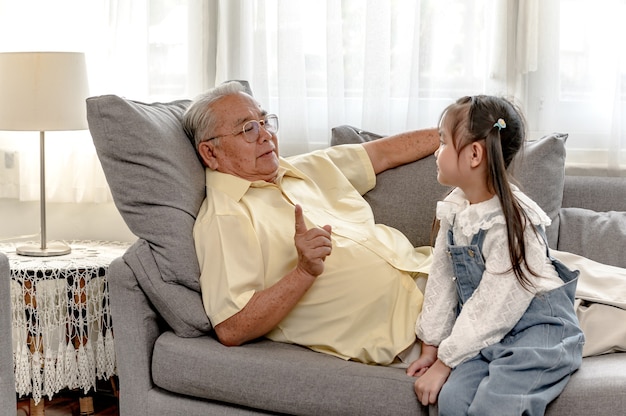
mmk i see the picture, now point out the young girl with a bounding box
[407,95,584,415]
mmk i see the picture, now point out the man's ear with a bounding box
[198,141,219,170]
[469,141,486,168]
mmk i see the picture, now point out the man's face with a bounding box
[198,92,280,182]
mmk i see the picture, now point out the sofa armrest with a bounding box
[0,253,16,411]
[108,256,164,415]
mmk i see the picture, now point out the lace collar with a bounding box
[436,185,552,239]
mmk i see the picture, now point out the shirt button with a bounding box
[452,276,457,281]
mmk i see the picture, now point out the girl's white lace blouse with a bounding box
[416,186,565,368]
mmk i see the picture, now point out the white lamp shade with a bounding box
[0,51,89,131]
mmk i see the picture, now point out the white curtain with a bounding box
[528,0,626,176]
[0,0,206,203]
[0,0,623,205]
[214,0,625,176]
[214,0,525,156]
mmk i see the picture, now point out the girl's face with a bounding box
[435,112,493,203]
[434,120,464,187]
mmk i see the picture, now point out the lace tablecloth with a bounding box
[1,240,130,404]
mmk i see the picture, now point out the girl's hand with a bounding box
[413,359,451,406]
[406,343,438,377]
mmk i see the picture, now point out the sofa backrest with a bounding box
[559,176,626,268]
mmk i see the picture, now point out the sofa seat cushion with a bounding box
[151,332,426,416]
[151,335,626,416]
[546,353,626,414]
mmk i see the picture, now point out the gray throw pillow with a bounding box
[510,133,569,247]
[87,95,210,336]
[87,95,204,292]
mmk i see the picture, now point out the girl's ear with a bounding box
[198,141,219,170]
[469,141,486,168]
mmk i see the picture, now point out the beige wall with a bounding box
[1,200,135,244]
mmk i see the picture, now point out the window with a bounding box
[0,0,200,203]
[0,0,622,207]
[528,0,626,173]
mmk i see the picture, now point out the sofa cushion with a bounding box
[545,353,626,415]
[152,332,425,416]
[151,330,626,416]
[331,127,568,248]
[87,95,204,293]
[510,133,569,247]
[558,207,626,268]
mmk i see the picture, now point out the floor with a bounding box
[15,379,119,416]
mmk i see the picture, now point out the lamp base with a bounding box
[16,242,71,257]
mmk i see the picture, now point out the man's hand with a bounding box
[294,204,332,278]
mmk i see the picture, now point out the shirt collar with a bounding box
[436,184,551,233]
[205,157,306,202]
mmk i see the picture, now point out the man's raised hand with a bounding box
[294,204,332,278]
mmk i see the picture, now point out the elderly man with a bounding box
[182,81,439,365]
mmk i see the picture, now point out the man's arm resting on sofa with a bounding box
[362,127,439,174]
[215,205,332,346]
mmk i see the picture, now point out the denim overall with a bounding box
[437,225,585,416]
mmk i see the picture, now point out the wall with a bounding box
[1,199,135,244]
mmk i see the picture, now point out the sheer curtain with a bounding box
[0,0,206,203]
[214,0,625,176]
[0,0,108,203]
[214,0,526,156]
[0,0,623,206]
[529,0,626,176]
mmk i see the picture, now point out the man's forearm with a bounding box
[213,267,317,346]
[215,205,332,346]
[363,127,439,174]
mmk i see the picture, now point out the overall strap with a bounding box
[534,225,553,259]
[470,228,488,249]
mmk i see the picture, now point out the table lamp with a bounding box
[0,52,90,256]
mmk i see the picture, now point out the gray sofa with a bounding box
[1,253,16,413]
[85,94,626,416]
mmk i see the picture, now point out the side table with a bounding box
[1,240,129,415]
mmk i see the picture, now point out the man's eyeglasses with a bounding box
[209,114,279,143]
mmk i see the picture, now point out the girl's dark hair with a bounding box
[439,95,537,289]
